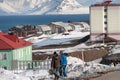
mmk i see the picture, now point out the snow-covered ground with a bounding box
[26,30,89,48]
[109,45,120,55]
[0,56,119,80]
[0,68,30,80]
[25,34,56,43]
[32,43,90,55]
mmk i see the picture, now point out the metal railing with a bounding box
[12,59,51,70]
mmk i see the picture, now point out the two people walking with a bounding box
[51,51,68,80]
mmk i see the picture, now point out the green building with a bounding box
[0,32,32,70]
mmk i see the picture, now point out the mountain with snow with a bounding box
[0,0,119,15]
[0,0,89,15]
[48,0,88,14]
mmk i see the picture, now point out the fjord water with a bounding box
[0,14,89,32]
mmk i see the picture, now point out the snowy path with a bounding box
[93,70,120,80]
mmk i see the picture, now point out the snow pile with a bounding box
[110,45,120,55]
[0,68,30,80]
[66,56,112,78]
[0,56,115,80]
[115,64,120,70]
[51,31,89,39]
[21,70,51,80]
[67,56,84,65]
[67,56,85,72]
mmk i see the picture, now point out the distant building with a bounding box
[49,22,74,34]
[90,1,120,42]
[0,32,32,70]
[36,25,52,35]
[69,22,90,32]
[9,25,37,37]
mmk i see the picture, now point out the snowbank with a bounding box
[0,56,116,80]
[110,45,120,55]
[66,56,112,78]
[0,68,30,80]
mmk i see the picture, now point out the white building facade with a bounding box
[90,4,120,42]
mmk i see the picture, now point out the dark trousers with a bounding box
[54,67,60,80]
[60,65,67,77]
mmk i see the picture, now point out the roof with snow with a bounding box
[0,32,32,50]
[51,22,69,27]
[51,22,73,31]
[38,25,51,31]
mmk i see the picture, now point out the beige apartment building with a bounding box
[90,3,120,42]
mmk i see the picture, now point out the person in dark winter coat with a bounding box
[60,51,68,77]
[51,51,61,80]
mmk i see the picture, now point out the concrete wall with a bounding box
[90,6,105,34]
[107,6,120,34]
[90,6,105,41]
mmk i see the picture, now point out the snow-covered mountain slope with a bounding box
[48,0,89,14]
[0,0,88,15]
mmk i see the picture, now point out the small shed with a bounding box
[51,22,74,33]
[48,23,65,34]
[35,25,43,35]
[39,25,52,35]
[69,22,90,32]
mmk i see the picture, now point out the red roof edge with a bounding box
[0,32,32,50]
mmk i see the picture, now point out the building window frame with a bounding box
[104,8,107,12]
[0,52,7,60]
[104,21,107,24]
[104,27,107,32]
[104,15,107,18]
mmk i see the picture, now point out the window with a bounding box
[104,21,107,24]
[0,53,7,60]
[104,15,107,18]
[104,27,107,31]
[104,8,107,12]
[2,66,7,70]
